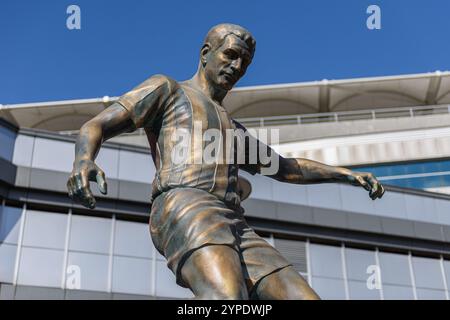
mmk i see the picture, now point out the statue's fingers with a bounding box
[96,170,108,195]
[356,176,371,191]
[367,176,380,200]
[79,188,96,209]
[373,183,385,199]
[74,173,96,209]
[67,177,74,197]
[69,181,83,204]
[377,184,385,199]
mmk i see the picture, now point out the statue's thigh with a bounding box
[253,266,321,300]
[181,244,249,300]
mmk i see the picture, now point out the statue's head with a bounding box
[200,23,256,91]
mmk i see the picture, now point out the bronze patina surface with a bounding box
[67,24,384,300]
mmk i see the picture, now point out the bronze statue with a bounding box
[67,24,384,300]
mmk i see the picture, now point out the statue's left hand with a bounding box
[347,171,385,200]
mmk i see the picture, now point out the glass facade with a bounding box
[309,243,347,299]
[0,204,193,298]
[2,70,450,301]
[1,203,450,299]
[309,244,450,300]
[356,159,450,191]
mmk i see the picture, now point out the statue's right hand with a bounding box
[67,159,108,209]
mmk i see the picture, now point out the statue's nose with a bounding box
[230,58,243,74]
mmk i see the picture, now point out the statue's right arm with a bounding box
[67,103,135,209]
[67,74,175,209]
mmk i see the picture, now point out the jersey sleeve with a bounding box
[117,74,175,129]
[232,119,276,176]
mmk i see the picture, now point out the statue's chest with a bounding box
[179,88,234,132]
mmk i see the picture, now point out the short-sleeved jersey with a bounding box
[117,74,267,209]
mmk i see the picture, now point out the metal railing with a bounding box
[58,104,450,136]
[237,104,450,128]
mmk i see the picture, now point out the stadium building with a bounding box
[1,72,450,300]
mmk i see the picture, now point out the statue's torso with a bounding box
[146,82,242,208]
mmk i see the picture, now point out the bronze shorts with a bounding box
[149,187,291,290]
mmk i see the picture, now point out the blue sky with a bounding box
[1,0,450,104]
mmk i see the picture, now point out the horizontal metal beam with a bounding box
[248,216,450,258]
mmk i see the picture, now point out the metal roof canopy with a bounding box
[2,71,450,131]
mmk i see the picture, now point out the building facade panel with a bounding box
[2,86,450,299]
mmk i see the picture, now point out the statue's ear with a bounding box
[200,43,211,67]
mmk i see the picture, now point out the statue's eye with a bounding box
[225,49,238,60]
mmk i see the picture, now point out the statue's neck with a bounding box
[187,71,227,104]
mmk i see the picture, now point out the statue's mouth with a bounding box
[221,70,237,82]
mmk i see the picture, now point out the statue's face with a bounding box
[204,35,252,91]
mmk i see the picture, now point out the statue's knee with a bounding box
[220,289,248,300]
[255,266,321,300]
[196,287,248,300]
[284,286,321,300]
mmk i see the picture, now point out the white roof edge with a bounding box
[3,71,450,108]
[232,71,450,92]
[2,96,120,110]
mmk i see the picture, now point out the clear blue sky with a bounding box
[1,0,450,104]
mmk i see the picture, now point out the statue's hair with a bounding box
[203,23,256,58]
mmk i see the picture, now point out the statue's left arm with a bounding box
[269,156,384,200]
[233,120,384,200]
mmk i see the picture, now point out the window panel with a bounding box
[274,238,307,273]
[12,134,34,167]
[18,247,63,288]
[373,192,407,219]
[22,210,67,250]
[31,138,73,172]
[405,196,437,222]
[96,148,119,179]
[67,251,109,292]
[347,280,380,300]
[443,260,450,290]
[309,243,343,279]
[345,247,376,282]
[0,125,15,162]
[363,162,450,190]
[14,285,64,300]
[155,261,193,299]
[0,243,17,283]
[311,277,346,300]
[416,288,447,300]
[272,181,309,206]
[118,150,155,183]
[443,175,450,187]
[422,176,439,189]
[412,256,445,290]
[382,284,415,300]
[378,252,412,286]
[112,256,152,295]
[114,220,154,258]
[69,215,111,254]
[340,184,375,214]
[401,162,422,175]
[359,161,450,180]
[0,283,15,299]
[383,179,408,188]
[307,184,342,210]
[356,165,389,177]
[65,289,111,300]
[245,174,272,200]
[0,206,22,245]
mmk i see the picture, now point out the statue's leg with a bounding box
[180,244,249,300]
[252,266,320,300]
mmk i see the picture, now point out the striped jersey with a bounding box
[117,74,265,209]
